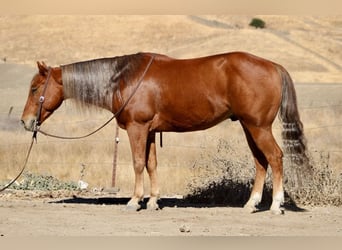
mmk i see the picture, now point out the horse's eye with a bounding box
[31,87,38,94]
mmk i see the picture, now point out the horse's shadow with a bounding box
[51,180,306,212]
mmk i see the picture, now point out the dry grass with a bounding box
[2,104,341,207]
[186,138,342,207]
[1,103,341,207]
[0,16,341,206]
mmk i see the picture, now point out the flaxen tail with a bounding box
[278,66,310,167]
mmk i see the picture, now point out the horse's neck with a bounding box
[62,60,116,111]
[61,54,145,111]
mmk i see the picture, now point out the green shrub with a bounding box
[11,172,79,191]
[249,18,266,29]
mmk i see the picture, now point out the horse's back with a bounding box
[125,52,283,131]
[150,51,282,109]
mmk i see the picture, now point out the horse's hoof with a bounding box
[243,204,258,214]
[270,207,285,215]
[147,202,160,211]
[126,203,141,211]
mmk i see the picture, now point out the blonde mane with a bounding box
[61,53,144,110]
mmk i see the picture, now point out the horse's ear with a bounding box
[37,61,49,76]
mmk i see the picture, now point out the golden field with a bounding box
[0,15,341,200]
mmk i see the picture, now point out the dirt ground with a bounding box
[0,190,341,236]
[0,16,341,236]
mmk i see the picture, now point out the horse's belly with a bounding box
[150,108,231,132]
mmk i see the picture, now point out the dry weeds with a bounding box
[186,136,342,207]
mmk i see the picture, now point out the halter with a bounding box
[33,67,52,139]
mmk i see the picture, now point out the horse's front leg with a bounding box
[126,123,149,211]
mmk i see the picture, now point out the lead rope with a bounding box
[37,115,116,140]
[0,55,155,192]
[0,135,35,192]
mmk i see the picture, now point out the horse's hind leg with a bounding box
[146,132,160,210]
[242,123,284,214]
[241,124,268,213]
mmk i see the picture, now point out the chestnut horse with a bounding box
[21,52,308,214]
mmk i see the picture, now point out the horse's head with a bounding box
[21,62,64,131]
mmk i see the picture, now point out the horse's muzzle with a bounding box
[21,118,35,132]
